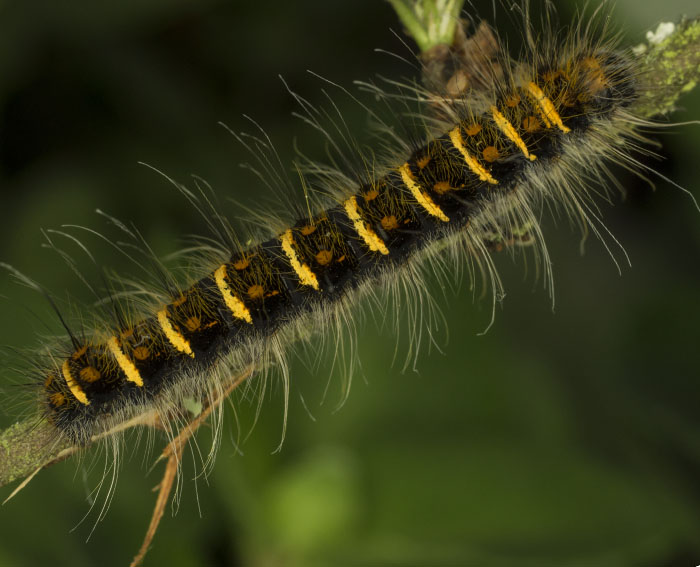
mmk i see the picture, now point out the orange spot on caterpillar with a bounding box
[247,284,265,300]
[363,188,379,201]
[580,56,608,93]
[232,258,249,271]
[79,366,101,383]
[184,316,201,332]
[49,392,66,407]
[133,346,150,361]
[416,155,431,169]
[522,116,541,132]
[465,123,482,136]
[120,328,134,340]
[577,92,591,103]
[300,224,317,236]
[542,69,563,82]
[381,215,399,231]
[433,181,453,195]
[581,57,600,69]
[505,94,521,107]
[315,249,333,265]
[172,295,187,307]
[71,345,88,360]
[482,146,500,162]
[562,94,577,108]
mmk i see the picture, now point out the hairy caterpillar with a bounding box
[1,1,699,566]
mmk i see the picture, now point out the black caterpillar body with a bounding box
[42,42,637,443]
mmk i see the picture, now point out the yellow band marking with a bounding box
[399,163,449,222]
[343,196,390,255]
[107,336,144,387]
[490,106,537,161]
[448,127,498,185]
[280,229,319,290]
[214,264,253,324]
[526,82,571,133]
[61,360,89,405]
[157,308,194,358]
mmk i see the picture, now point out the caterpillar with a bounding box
[1,1,700,567]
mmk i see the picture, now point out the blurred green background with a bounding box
[1,1,699,566]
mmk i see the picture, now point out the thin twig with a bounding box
[130,367,252,567]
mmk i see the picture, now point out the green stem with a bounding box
[387,0,465,51]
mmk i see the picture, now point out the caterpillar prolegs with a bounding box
[1,1,699,566]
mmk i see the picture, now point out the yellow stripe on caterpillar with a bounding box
[214,264,253,324]
[157,308,194,358]
[61,360,90,405]
[526,82,571,134]
[343,196,390,255]
[399,163,449,222]
[448,127,499,185]
[107,336,144,387]
[280,229,320,290]
[490,106,537,161]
